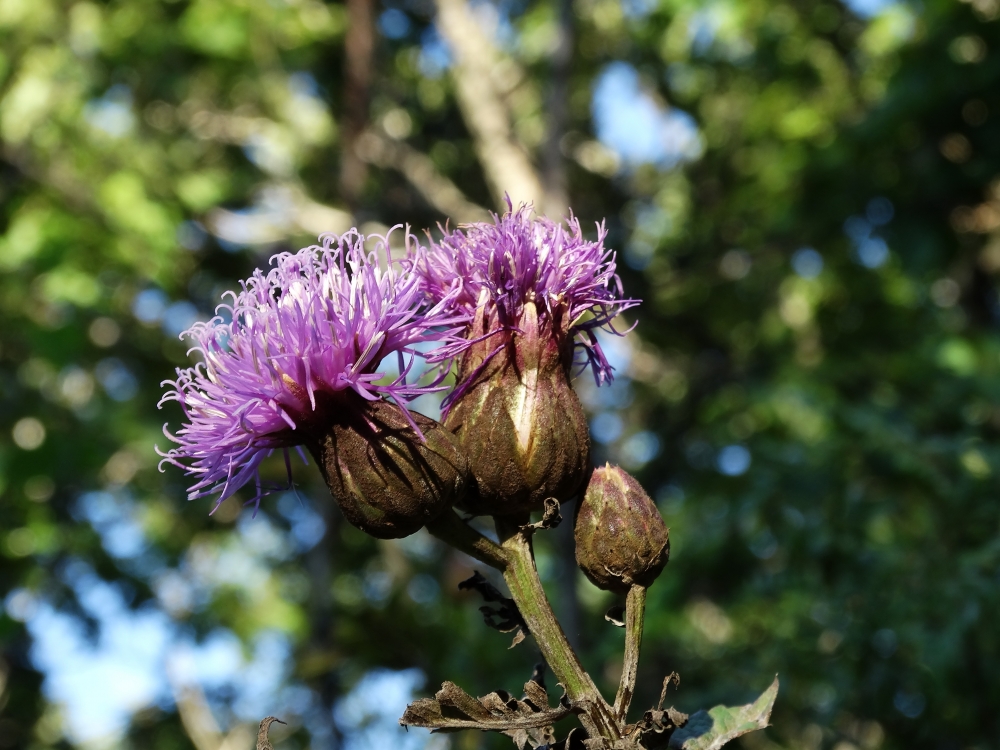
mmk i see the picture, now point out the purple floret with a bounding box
[158,227,469,509]
[414,201,639,387]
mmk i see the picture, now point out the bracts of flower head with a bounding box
[574,464,669,594]
[157,228,472,538]
[412,200,639,516]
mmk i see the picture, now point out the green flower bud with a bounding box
[446,300,591,516]
[574,464,669,593]
[307,395,469,539]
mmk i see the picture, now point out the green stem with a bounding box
[494,516,620,741]
[426,507,509,571]
[614,584,646,722]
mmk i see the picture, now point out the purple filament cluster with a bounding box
[158,228,468,508]
[415,201,639,387]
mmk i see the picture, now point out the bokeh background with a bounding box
[2,0,999,747]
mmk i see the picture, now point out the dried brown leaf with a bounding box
[400,679,571,745]
[520,497,562,533]
[605,605,625,627]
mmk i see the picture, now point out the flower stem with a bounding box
[494,516,620,740]
[426,507,509,571]
[614,584,646,722]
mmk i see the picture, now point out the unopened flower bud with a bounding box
[446,300,591,516]
[308,395,469,539]
[574,464,669,593]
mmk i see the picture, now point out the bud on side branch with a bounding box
[574,464,669,594]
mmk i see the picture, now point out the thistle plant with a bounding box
[160,207,778,750]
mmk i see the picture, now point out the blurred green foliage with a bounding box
[1,0,1000,748]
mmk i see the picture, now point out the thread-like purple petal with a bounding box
[413,202,639,386]
[158,227,470,507]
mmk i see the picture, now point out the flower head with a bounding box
[415,201,639,393]
[411,203,635,515]
[158,228,468,508]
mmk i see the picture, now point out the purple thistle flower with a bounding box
[414,201,639,395]
[158,227,469,509]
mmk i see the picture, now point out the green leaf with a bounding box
[668,677,779,750]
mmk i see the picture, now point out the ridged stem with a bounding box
[425,507,508,571]
[494,516,620,741]
[427,509,623,740]
[614,584,646,722]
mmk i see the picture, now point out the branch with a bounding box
[341,0,375,203]
[203,182,353,245]
[425,506,509,571]
[171,677,253,750]
[433,0,545,210]
[1,145,100,215]
[219,725,254,750]
[173,683,224,750]
[355,129,491,223]
[172,104,356,243]
[540,0,574,218]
